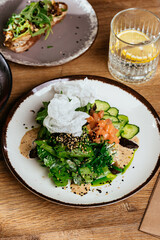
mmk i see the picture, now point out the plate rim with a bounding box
[0,53,12,111]
[0,0,99,67]
[1,75,160,207]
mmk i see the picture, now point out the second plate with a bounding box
[0,0,98,66]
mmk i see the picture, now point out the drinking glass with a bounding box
[108,8,160,83]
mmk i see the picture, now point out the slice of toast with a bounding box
[3,2,68,53]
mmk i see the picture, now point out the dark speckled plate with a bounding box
[0,0,98,66]
[0,53,12,111]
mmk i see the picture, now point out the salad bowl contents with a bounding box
[2,76,160,206]
[3,0,68,53]
[20,79,139,196]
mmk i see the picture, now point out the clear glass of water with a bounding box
[108,8,160,83]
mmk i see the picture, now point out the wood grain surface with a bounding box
[0,0,160,239]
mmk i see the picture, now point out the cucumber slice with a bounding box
[102,113,110,117]
[112,122,125,137]
[107,107,119,116]
[118,114,129,124]
[121,124,139,139]
[95,100,110,111]
[103,115,119,122]
[113,121,126,130]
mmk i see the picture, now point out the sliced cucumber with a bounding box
[107,107,119,116]
[112,122,125,137]
[102,113,110,117]
[113,121,126,130]
[95,100,110,111]
[121,124,139,139]
[92,100,139,139]
[118,114,129,124]
[103,115,119,122]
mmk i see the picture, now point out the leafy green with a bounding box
[35,130,116,187]
[72,172,83,185]
[36,102,49,124]
[76,102,92,114]
[79,167,97,183]
[37,145,71,186]
[37,126,51,139]
[88,142,113,175]
[111,165,123,173]
[36,140,56,156]
[4,0,55,39]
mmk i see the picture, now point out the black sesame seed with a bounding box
[96,189,102,193]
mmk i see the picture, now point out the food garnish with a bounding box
[3,0,68,52]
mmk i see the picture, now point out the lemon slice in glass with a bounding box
[115,30,159,63]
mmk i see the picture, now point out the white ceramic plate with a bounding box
[0,0,98,66]
[2,76,160,207]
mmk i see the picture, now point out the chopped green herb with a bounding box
[47,45,53,48]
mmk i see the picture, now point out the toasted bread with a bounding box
[3,2,68,53]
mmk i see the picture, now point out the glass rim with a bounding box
[111,8,160,46]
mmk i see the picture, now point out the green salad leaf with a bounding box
[35,123,116,187]
[3,0,56,40]
[76,102,92,114]
[36,102,49,124]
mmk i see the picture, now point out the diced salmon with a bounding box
[86,111,119,144]
[98,110,104,119]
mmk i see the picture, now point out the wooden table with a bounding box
[0,0,160,239]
